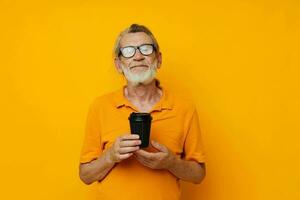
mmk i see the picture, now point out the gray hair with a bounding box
[113,24,160,58]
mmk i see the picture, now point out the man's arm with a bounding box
[168,157,206,184]
[79,148,115,185]
[79,134,141,185]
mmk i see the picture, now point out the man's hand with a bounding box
[134,140,175,170]
[108,134,141,163]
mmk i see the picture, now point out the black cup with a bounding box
[128,112,152,148]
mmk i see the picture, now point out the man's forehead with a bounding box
[120,32,153,47]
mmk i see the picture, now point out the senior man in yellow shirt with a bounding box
[79,24,206,200]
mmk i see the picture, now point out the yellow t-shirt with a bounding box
[80,85,206,200]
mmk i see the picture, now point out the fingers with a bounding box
[118,146,139,154]
[151,140,168,152]
[110,134,141,163]
[117,152,133,160]
[134,150,155,160]
[118,134,141,152]
[120,139,141,147]
[135,155,153,167]
[119,134,140,141]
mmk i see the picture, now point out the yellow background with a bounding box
[0,0,299,199]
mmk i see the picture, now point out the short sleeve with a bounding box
[183,107,206,163]
[79,100,102,164]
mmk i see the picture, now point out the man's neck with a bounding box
[124,79,162,105]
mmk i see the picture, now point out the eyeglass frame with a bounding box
[118,43,156,58]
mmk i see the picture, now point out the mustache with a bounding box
[129,64,149,69]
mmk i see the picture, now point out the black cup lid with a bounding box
[128,112,152,121]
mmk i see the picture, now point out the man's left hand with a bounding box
[133,140,176,170]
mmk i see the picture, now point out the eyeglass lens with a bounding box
[120,44,154,58]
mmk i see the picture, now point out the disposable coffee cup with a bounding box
[128,112,152,148]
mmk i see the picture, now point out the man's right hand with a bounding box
[107,134,141,163]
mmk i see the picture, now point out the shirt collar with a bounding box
[113,83,173,112]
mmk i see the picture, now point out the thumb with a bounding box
[151,140,167,152]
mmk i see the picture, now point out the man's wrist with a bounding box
[166,154,178,171]
[104,148,116,166]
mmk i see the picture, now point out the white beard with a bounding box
[120,60,158,86]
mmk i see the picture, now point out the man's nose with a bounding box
[133,49,145,61]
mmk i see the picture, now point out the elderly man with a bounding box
[79,24,206,200]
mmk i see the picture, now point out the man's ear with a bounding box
[157,52,162,69]
[114,57,123,74]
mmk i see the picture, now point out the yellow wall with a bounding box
[0,0,299,199]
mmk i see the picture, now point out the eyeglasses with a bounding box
[119,44,156,58]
